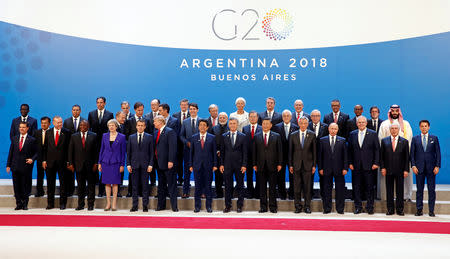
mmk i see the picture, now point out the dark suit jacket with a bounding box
[173,111,190,129]
[63,116,86,134]
[242,124,262,167]
[367,118,384,133]
[347,129,380,171]
[180,117,201,147]
[43,127,70,168]
[273,122,299,163]
[98,132,126,165]
[188,133,217,172]
[10,116,37,140]
[257,110,282,125]
[33,128,48,162]
[126,132,154,169]
[346,117,358,138]
[210,124,229,158]
[144,111,159,134]
[252,131,283,171]
[323,112,350,138]
[124,116,152,139]
[288,130,317,171]
[7,135,38,172]
[165,116,180,135]
[67,131,98,172]
[220,131,247,169]
[291,112,311,126]
[154,126,177,170]
[207,116,219,129]
[380,136,410,175]
[87,109,114,139]
[410,134,441,173]
[318,136,348,175]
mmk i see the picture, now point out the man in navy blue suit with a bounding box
[180,103,201,198]
[153,115,178,212]
[318,123,348,214]
[6,122,38,210]
[10,104,38,141]
[273,110,299,200]
[189,119,217,213]
[257,97,282,125]
[171,98,189,186]
[242,111,262,199]
[220,118,247,213]
[323,99,349,138]
[308,109,328,200]
[158,103,179,134]
[210,112,229,198]
[411,120,441,217]
[348,116,380,214]
[127,120,154,212]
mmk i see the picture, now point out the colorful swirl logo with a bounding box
[262,9,293,41]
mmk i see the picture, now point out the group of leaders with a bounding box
[6,97,441,216]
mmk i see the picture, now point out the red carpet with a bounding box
[1,214,449,234]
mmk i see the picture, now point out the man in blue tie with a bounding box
[189,119,217,213]
[411,120,441,217]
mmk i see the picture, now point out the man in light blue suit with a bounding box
[411,120,441,217]
[180,103,201,198]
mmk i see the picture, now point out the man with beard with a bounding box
[378,104,413,202]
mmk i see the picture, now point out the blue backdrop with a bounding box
[0,22,448,183]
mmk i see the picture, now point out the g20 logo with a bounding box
[212,8,294,41]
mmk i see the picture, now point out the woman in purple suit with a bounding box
[98,119,126,211]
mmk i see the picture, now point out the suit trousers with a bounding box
[214,168,223,197]
[288,165,294,198]
[416,170,436,212]
[322,173,345,212]
[156,165,178,210]
[12,169,32,206]
[36,161,46,195]
[259,165,278,210]
[276,164,287,199]
[131,167,150,208]
[75,164,96,207]
[352,170,374,210]
[65,167,75,196]
[293,165,312,209]
[246,167,255,195]
[224,168,245,208]
[385,174,404,212]
[182,151,192,195]
[97,171,105,195]
[194,165,213,210]
[47,164,67,206]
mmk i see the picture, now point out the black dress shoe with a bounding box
[14,206,22,210]
[323,210,331,214]
[270,209,277,213]
[415,209,423,216]
[46,205,54,210]
[126,192,132,198]
[60,205,66,210]
[98,193,105,197]
[386,210,394,215]
[35,193,44,197]
[223,207,231,213]
[194,208,200,213]
[117,193,122,198]
[354,208,362,214]
[22,205,28,210]
[367,209,374,215]
[130,207,138,212]
[397,210,405,216]
[207,208,213,213]
[75,206,84,211]
[155,207,165,211]
[429,212,436,217]
[294,208,302,214]
[237,207,242,213]
[288,195,294,200]
[304,208,311,214]
[172,208,179,212]
[143,206,148,212]
[258,208,268,213]
[337,210,344,214]
[88,206,94,211]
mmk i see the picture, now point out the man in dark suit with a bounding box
[253,118,283,213]
[158,103,179,134]
[289,116,316,213]
[411,120,441,217]
[323,99,349,138]
[291,99,311,126]
[180,103,201,198]
[153,115,178,212]
[115,111,127,135]
[242,111,262,199]
[206,104,219,129]
[189,119,217,212]
[88,97,114,197]
[33,116,51,197]
[67,120,98,210]
[10,104,38,141]
[144,99,160,141]
[63,104,85,197]
[257,97,282,125]
[273,110,298,200]
[220,118,247,213]
[127,120,154,212]
[380,122,410,215]
[6,121,38,210]
[318,123,348,214]
[308,109,328,200]
[121,101,134,120]
[348,116,380,214]
[42,116,71,210]
[172,98,190,186]
[210,112,229,198]
[346,105,363,138]
[367,106,384,199]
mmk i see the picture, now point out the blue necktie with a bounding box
[422,135,427,151]
[301,133,305,148]
[231,133,235,147]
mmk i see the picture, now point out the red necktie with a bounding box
[82,133,86,148]
[155,129,161,156]
[392,136,396,151]
[55,130,59,146]
[19,136,24,151]
[201,136,205,149]
[182,113,186,121]
[264,133,268,146]
[212,118,215,127]
[334,113,338,123]
[251,125,255,139]
[297,113,300,122]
